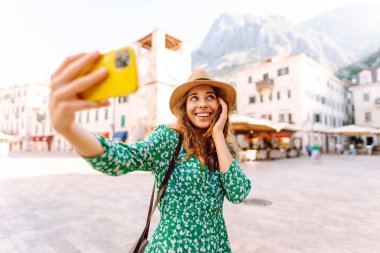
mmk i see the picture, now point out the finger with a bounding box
[53,51,101,88]
[51,53,86,80]
[54,67,108,100]
[219,98,228,111]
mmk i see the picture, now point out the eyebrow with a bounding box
[188,91,216,97]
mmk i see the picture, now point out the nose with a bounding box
[197,98,208,108]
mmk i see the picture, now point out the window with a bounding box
[249,96,256,104]
[287,90,291,99]
[121,115,126,127]
[261,114,271,120]
[321,96,326,104]
[314,113,321,123]
[279,113,285,122]
[95,111,99,121]
[78,112,82,123]
[87,111,90,123]
[248,76,252,83]
[118,96,129,103]
[288,113,292,123]
[105,109,108,120]
[277,67,289,76]
[277,91,281,100]
[365,112,372,122]
[268,93,272,101]
[363,93,370,101]
[263,73,269,80]
[325,115,328,124]
[260,94,263,103]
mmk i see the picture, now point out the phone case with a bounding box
[79,46,139,101]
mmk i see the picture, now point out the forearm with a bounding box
[59,122,104,157]
[213,133,233,173]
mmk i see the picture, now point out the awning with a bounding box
[113,131,128,141]
[245,132,291,139]
[96,132,110,138]
[30,135,54,141]
[330,125,377,136]
[230,114,280,133]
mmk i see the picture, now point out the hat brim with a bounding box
[169,80,236,115]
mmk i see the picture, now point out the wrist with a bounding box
[57,122,76,137]
[212,131,224,140]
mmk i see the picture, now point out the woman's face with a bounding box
[186,84,219,129]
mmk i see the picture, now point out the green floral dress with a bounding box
[83,125,251,253]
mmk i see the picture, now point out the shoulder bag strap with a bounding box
[138,134,183,241]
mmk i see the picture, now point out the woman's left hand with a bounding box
[212,98,228,137]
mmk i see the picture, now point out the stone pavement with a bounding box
[0,153,380,253]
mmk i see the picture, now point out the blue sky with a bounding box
[0,0,378,88]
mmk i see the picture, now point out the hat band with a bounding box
[194,78,211,81]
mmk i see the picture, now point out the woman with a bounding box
[49,51,251,252]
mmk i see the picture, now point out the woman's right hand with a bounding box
[48,52,110,135]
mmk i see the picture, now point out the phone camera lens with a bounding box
[115,50,130,69]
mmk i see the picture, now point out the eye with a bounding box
[207,94,216,100]
[189,96,198,101]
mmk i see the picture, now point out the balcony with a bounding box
[256,78,274,93]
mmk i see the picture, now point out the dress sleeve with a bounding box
[220,159,251,203]
[82,125,177,176]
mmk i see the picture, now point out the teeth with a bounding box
[197,113,210,117]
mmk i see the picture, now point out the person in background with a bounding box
[306,144,312,157]
[349,142,356,159]
[335,142,343,155]
[311,142,322,164]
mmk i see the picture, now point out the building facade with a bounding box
[0,82,53,151]
[351,67,380,128]
[0,29,191,151]
[350,67,380,146]
[228,54,351,152]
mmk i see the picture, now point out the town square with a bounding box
[0,152,379,253]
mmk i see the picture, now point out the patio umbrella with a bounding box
[229,114,280,133]
[277,122,304,133]
[330,125,377,136]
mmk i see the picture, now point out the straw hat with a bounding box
[169,70,236,115]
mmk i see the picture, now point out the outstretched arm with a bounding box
[49,52,110,157]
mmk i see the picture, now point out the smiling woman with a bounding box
[48,53,251,253]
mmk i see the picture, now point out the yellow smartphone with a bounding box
[79,46,139,101]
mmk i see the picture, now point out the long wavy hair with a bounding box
[172,86,237,172]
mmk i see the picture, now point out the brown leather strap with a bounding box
[138,134,183,242]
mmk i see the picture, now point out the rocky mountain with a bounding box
[192,14,355,76]
[300,4,380,59]
[336,48,380,81]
